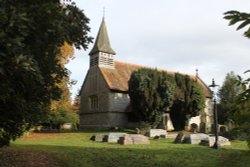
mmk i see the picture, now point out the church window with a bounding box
[89,95,98,109]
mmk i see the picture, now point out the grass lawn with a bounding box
[0,131,249,167]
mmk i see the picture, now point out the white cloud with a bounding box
[67,0,250,98]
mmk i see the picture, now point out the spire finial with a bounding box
[89,12,116,56]
[103,7,105,19]
[196,69,199,78]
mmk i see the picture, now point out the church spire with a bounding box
[89,18,116,69]
[89,18,116,55]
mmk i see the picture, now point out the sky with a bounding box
[66,0,250,99]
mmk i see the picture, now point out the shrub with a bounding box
[48,110,79,130]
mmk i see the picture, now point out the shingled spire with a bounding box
[89,18,116,68]
[89,18,115,55]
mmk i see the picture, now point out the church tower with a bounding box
[89,18,116,69]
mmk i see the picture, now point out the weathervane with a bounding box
[195,69,199,78]
[103,7,106,19]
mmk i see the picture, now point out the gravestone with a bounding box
[226,119,235,131]
[131,134,150,144]
[148,129,167,137]
[164,134,178,139]
[162,113,175,131]
[104,133,127,143]
[118,135,133,145]
[200,136,231,147]
[186,133,209,144]
[95,134,107,142]
[174,131,185,143]
[118,134,150,145]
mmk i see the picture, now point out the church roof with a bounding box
[100,61,212,98]
[89,18,116,55]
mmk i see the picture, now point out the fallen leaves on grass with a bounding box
[20,132,82,140]
[0,148,62,167]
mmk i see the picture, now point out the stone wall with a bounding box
[80,67,214,131]
[79,112,128,129]
[108,93,130,112]
[80,67,110,113]
[186,98,213,132]
[80,67,130,129]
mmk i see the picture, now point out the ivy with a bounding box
[129,68,205,130]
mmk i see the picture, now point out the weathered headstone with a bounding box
[226,119,235,131]
[118,134,150,145]
[118,135,133,145]
[95,134,107,142]
[187,133,209,144]
[131,134,150,144]
[164,134,178,139]
[162,113,175,131]
[174,131,185,143]
[148,129,167,137]
[200,136,231,147]
[104,133,127,143]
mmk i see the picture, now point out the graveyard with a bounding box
[0,130,249,167]
[1,1,250,167]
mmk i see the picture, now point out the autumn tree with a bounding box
[48,43,79,129]
[0,0,92,146]
[50,42,75,112]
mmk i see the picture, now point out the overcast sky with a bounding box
[66,0,250,99]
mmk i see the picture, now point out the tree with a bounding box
[47,109,79,130]
[217,72,242,123]
[0,0,92,146]
[170,73,205,130]
[128,68,205,130]
[128,68,176,128]
[224,11,250,101]
[224,11,250,38]
[71,89,81,111]
[50,42,75,112]
[48,42,80,129]
[224,10,250,149]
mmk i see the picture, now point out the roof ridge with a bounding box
[115,61,146,68]
[99,60,212,97]
[114,60,194,77]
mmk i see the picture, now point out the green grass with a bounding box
[2,131,250,167]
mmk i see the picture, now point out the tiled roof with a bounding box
[100,61,212,97]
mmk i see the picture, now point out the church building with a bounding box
[80,18,213,132]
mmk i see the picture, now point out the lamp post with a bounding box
[209,78,220,149]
